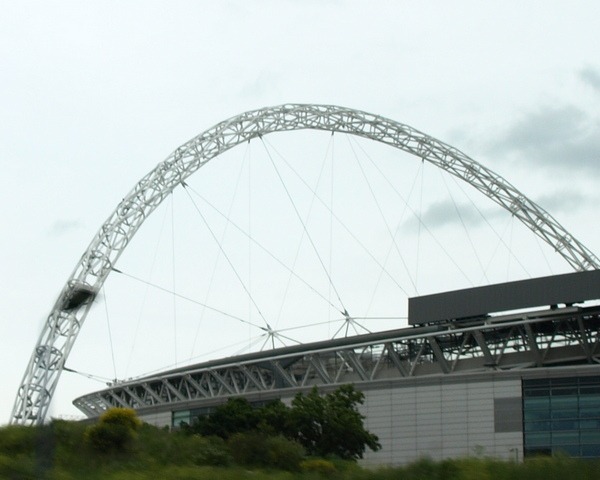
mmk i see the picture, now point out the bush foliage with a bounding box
[1,414,600,480]
[4,402,600,479]
[85,407,142,454]
[228,432,304,470]
[187,384,380,460]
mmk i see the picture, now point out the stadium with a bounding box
[72,270,600,465]
[11,105,600,466]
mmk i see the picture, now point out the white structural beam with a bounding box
[73,307,600,417]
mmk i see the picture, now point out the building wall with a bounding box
[138,366,600,466]
[139,410,171,427]
[360,375,523,466]
[139,374,524,465]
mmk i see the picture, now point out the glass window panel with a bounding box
[579,394,600,406]
[525,432,551,447]
[581,445,600,457]
[525,410,551,421]
[553,445,580,456]
[522,375,600,459]
[551,378,578,386]
[578,376,600,385]
[580,420,600,430]
[525,397,550,409]
[551,409,578,419]
[579,385,600,395]
[191,406,215,416]
[579,407,600,419]
[552,387,578,396]
[524,388,550,397]
[551,396,577,408]
[525,421,551,432]
[552,420,579,431]
[172,410,191,427]
[580,431,600,444]
[524,379,551,387]
[551,431,579,444]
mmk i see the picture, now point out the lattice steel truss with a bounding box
[12,104,600,425]
[73,305,600,417]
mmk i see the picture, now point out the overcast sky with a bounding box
[1,1,600,423]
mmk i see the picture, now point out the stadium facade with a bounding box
[74,270,600,465]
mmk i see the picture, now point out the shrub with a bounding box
[0,424,57,477]
[401,456,437,480]
[0,425,36,455]
[300,458,337,475]
[135,424,231,468]
[85,422,132,455]
[227,432,267,467]
[98,408,142,431]
[50,419,87,453]
[264,435,305,471]
[192,435,232,467]
[228,432,304,471]
[0,453,35,479]
[84,408,142,455]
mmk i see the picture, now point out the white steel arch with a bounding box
[11,104,600,425]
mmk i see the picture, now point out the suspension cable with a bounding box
[247,140,253,346]
[362,150,423,316]
[171,192,178,365]
[346,136,417,292]
[101,286,118,381]
[63,366,114,385]
[189,145,250,358]
[183,184,341,311]
[273,316,407,334]
[438,168,489,283]
[534,231,554,275]
[260,136,348,317]
[482,215,513,280]
[447,173,531,278]
[125,196,171,377]
[181,181,271,329]
[328,133,335,337]
[417,160,424,292]
[507,216,515,281]
[263,138,411,297]
[351,138,473,285]
[273,132,336,329]
[112,267,265,330]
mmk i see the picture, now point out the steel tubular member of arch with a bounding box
[11,104,600,425]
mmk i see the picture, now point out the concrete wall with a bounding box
[138,373,525,466]
[360,376,523,466]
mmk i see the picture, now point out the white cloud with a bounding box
[580,66,600,93]
[48,219,84,236]
[489,104,600,172]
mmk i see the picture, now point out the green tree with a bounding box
[257,399,290,435]
[187,385,379,461]
[288,384,380,460]
[192,397,260,439]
